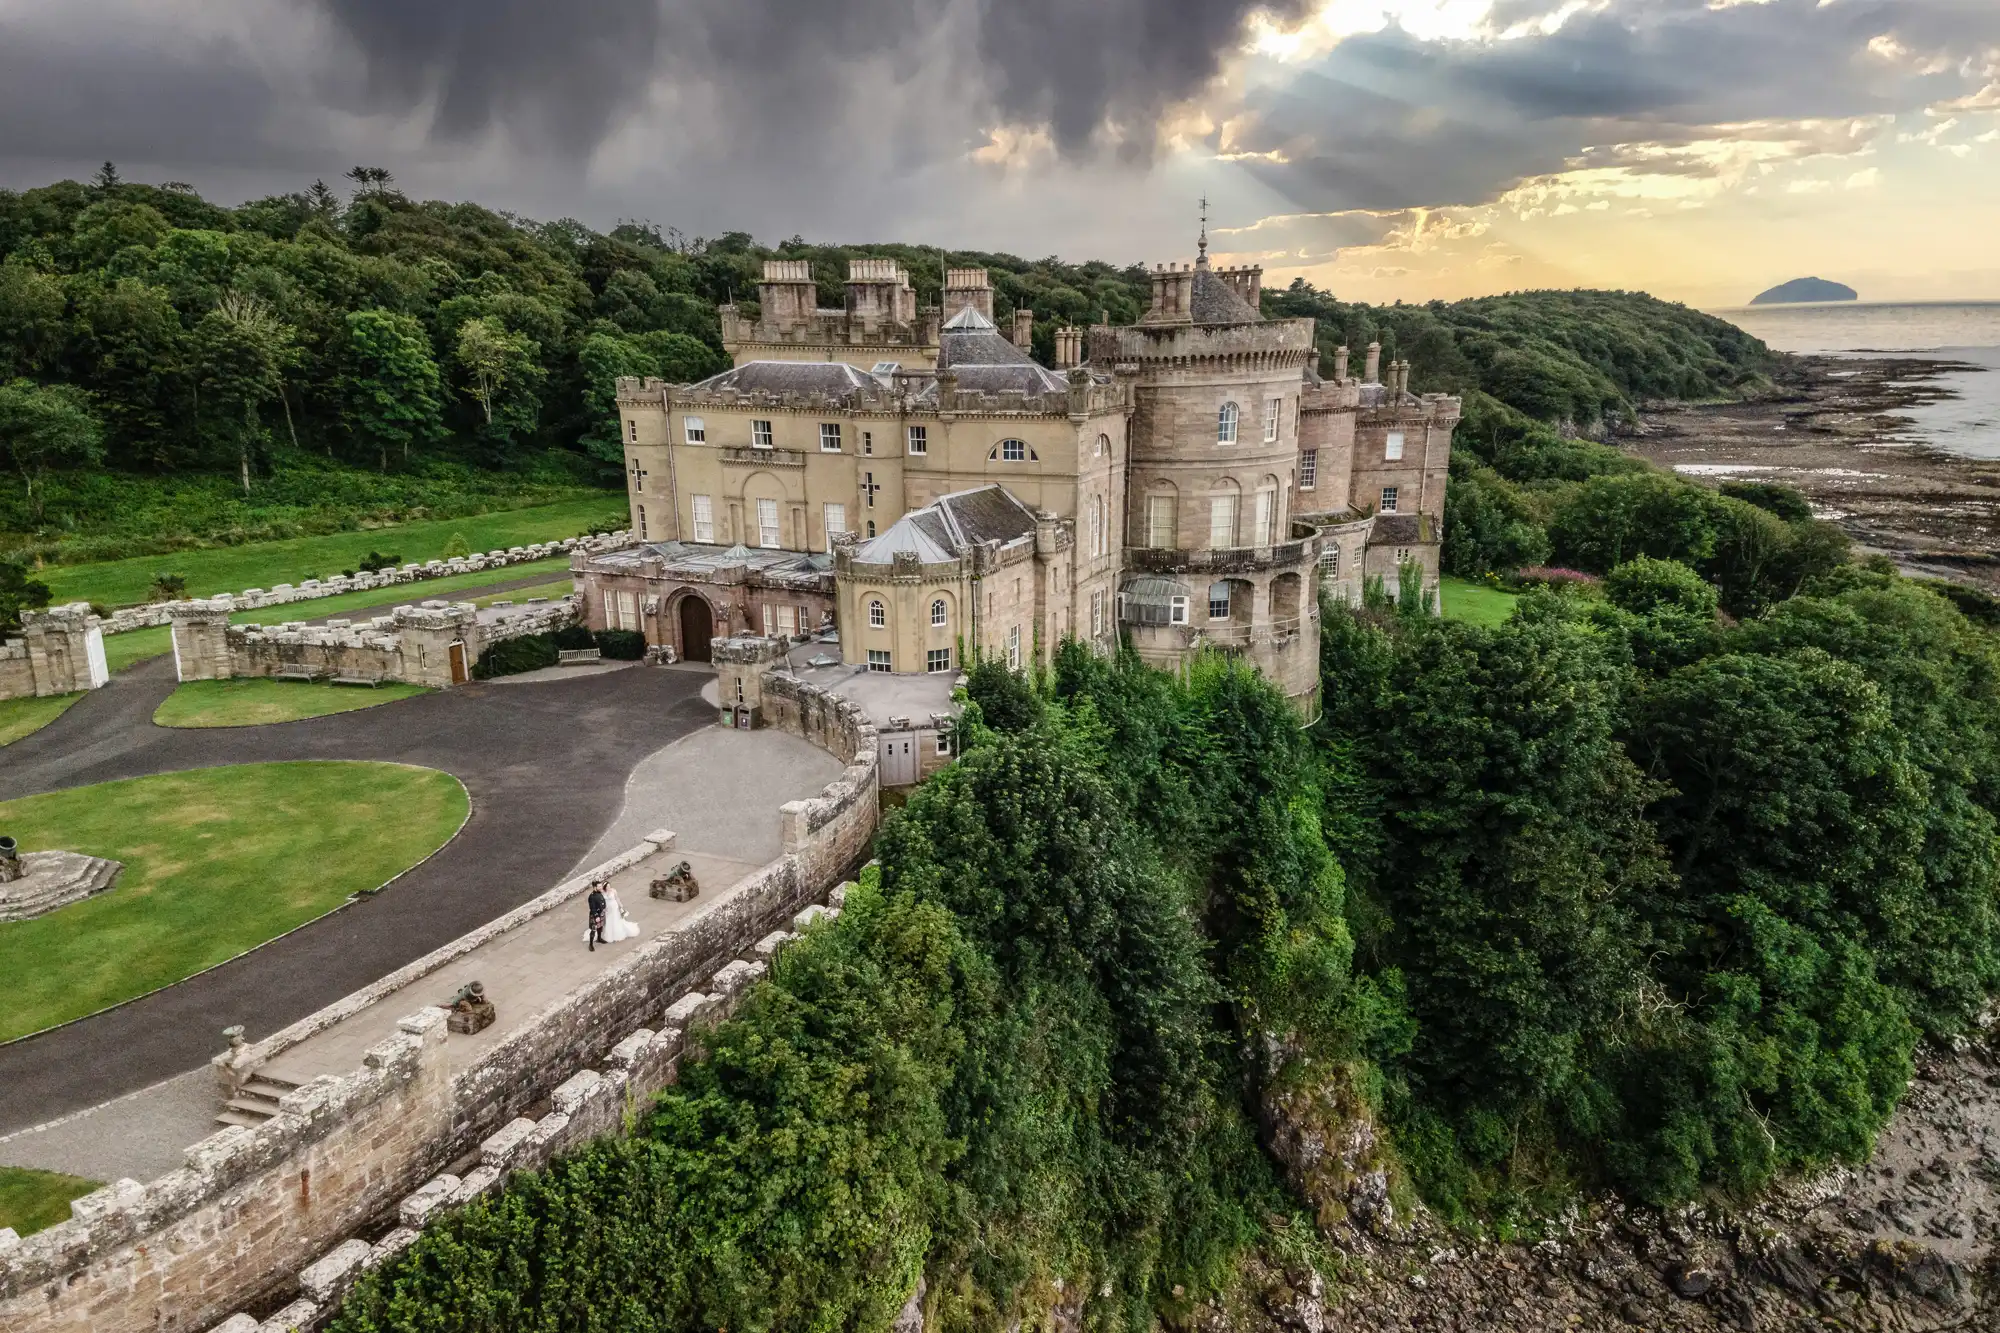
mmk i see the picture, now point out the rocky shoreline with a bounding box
[1622,357,2000,589]
[1210,1034,2000,1331]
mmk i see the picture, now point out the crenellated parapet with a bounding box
[1088,317,1315,373]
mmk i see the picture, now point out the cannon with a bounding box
[649,861,700,902]
[0,836,20,885]
[444,979,496,1034]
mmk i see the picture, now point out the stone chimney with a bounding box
[1013,308,1034,350]
[1140,263,1195,326]
[1364,341,1382,384]
[844,258,914,330]
[1333,345,1350,383]
[1054,327,1085,368]
[943,267,994,321]
[758,259,817,335]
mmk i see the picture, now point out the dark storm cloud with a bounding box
[1227,0,2000,216]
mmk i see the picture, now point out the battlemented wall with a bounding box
[0,681,880,1333]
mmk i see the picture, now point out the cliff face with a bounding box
[1211,1040,2000,1332]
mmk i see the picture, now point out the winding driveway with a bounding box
[0,655,715,1134]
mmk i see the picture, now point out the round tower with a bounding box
[1091,237,1324,718]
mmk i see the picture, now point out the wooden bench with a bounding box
[330,675,381,688]
[557,648,603,667]
[273,668,321,683]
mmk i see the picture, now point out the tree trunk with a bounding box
[240,445,251,495]
[280,388,301,452]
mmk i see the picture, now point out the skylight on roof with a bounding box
[871,361,901,375]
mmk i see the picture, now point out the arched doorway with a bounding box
[678,595,715,663]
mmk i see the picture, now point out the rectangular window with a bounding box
[691,495,714,544]
[867,650,893,673]
[1320,546,1340,577]
[1380,486,1399,513]
[1264,397,1281,443]
[1254,490,1275,546]
[627,419,638,443]
[752,419,774,449]
[1006,626,1021,670]
[1208,493,1237,549]
[618,592,637,630]
[762,604,775,637]
[927,648,951,673]
[1385,431,1405,461]
[907,425,928,455]
[1299,449,1318,491]
[777,604,795,635]
[864,471,875,508]
[820,422,842,452]
[757,498,780,548]
[1147,495,1176,548]
[637,505,647,540]
[602,592,615,627]
[684,415,706,444]
[822,503,846,551]
[1089,589,1102,636]
[862,431,873,455]
[1168,596,1189,626]
[1209,583,1231,620]
[936,731,951,755]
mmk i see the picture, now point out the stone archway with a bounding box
[678,595,715,663]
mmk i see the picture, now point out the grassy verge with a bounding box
[104,626,172,674]
[1439,575,1520,629]
[472,578,575,608]
[153,679,432,728]
[0,693,83,748]
[0,1166,100,1238]
[0,762,468,1039]
[37,496,622,609]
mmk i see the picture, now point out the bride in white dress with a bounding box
[601,886,641,943]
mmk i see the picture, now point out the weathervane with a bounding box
[1198,195,1209,258]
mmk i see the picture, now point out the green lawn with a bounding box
[1439,576,1520,629]
[153,679,432,728]
[0,762,468,1040]
[0,692,83,748]
[38,496,623,609]
[94,555,574,676]
[0,1166,100,1238]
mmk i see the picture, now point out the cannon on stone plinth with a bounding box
[444,979,496,1035]
[0,836,19,884]
[649,861,699,902]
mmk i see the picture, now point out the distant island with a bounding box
[1751,276,1859,305]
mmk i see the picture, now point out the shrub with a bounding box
[471,632,557,679]
[594,629,646,659]
[1,559,52,632]
[551,623,595,651]
[441,533,472,560]
[1604,556,1718,618]
[1507,566,1601,592]
[358,550,403,573]
[147,572,188,601]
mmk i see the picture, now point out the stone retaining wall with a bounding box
[98,533,630,635]
[0,676,880,1333]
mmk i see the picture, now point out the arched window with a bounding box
[868,599,886,628]
[1095,433,1110,459]
[990,438,1035,462]
[1217,401,1239,444]
[931,598,947,628]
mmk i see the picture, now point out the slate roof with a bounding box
[689,361,878,395]
[852,485,1039,564]
[935,307,1069,393]
[1190,262,1261,325]
[1370,514,1432,544]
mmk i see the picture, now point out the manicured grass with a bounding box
[0,1166,100,1238]
[473,578,575,608]
[0,762,468,1040]
[38,496,623,609]
[1439,575,1520,629]
[94,556,574,676]
[0,692,83,748]
[153,679,432,729]
[104,625,172,673]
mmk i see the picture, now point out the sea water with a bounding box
[1708,302,2000,461]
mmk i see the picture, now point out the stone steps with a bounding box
[0,852,123,922]
[215,1074,302,1129]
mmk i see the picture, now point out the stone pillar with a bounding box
[166,601,235,683]
[392,603,480,688]
[711,636,788,729]
[19,604,109,696]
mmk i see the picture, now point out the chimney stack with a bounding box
[1013,308,1034,350]
[1054,327,1085,369]
[1364,342,1382,383]
[943,267,994,321]
[1333,346,1350,383]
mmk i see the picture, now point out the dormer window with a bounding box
[871,361,900,375]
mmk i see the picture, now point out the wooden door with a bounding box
[679,597,714,662]
[448,641,469,684]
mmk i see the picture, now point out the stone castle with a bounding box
[588,238,1459,717]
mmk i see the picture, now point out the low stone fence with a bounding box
[169,596,581,690]
[98,532,631,635]
[0,676,881,1333]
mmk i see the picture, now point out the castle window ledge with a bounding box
[722,446,807,468]
[1197,623,1255,646]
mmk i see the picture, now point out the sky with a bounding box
[1,0,1996,309]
